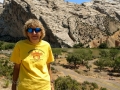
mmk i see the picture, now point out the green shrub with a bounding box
[74,69,81,74]
[83,81,90,84]
[73,43,83,48]
[3,79,9,88]
[99,43,108,49]
[91,82,98,89]
[0,57,13,80]
[52,48,62,59]
[55,76,81,90]
[90,88,94,90]
[1,43,15,50]
[51,66,55,70]
[0,41,4,50]
[100,87,107,90]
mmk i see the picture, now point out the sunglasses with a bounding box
[27,28,41,33]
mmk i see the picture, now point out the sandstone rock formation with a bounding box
[0,0,120,48]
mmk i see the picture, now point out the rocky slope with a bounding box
[0,0,120,48]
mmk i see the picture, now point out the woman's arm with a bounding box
[47,63,54,90]
[12,63,20,90]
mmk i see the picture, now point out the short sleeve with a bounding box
[10,43,21,64]
[47,45,54,64]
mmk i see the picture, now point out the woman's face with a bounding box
[27,26,42,44]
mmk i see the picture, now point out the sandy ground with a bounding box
[0,53,120,90]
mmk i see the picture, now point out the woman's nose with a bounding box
[32,31,37,34]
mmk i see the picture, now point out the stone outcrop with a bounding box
[0,0,120,48]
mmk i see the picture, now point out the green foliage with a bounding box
[68,49,93,61]
[113,56,120,71]
[51,66,55,70]
[84,49,93,60]
[3,79,9,88]
[100,87,107,90]
[99,43,108,49]
[96,49,120,72]
[74,69,81,74]
[51,66,58,73]
[99,50,109,58]
[0,41,15,50]
[66,53,81,68]
[0,57,13,79]
[82,81,99,90]
[66,49,93,68]
[94,58,106,71]
[109,49,119,60]
[85,64,92,71]
[2,43,15,50]
[74,49,93,60]
[61,48,68,52]
[83,81,90,84]
[91,82,98,89]
[55,76,81,90]
[52,48,62,59]
[0,41,4,50]
[73,43,83,48]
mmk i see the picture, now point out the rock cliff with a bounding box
[0,0,120,48]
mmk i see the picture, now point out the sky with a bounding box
[0,0,91,4]
[65,0,91,4]
[0,0,3,3]
[0,0,92,4]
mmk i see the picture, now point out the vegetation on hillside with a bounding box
[54,75,107,90]
[0,41,15,50]
[52,48,120,73]
[0,41,120,89]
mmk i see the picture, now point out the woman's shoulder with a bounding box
[16,39,27,45]
[41,40,50,46]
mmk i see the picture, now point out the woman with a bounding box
[10,19,54,90]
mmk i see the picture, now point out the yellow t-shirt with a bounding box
[10,39,54,90]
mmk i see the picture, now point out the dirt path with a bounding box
[53,65,120,90]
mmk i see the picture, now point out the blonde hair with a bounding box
[23,19,45,40]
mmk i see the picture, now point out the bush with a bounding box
[0,41,4,50]
[3,79,9,88]
[52,48,62,59]
[73,43,83,48]
[100,87,107,90]
[74,69,81,74]
[91,82,98,89]
[83,81,90,84]
[51,66,55,70]
[90,88,94,90]
[99,43,108,49]
[55,76,81,90]
[1,43,15,50]
[0,57,13,79]
[82,81,100,90]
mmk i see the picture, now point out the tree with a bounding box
[66,53,81,68]
[78,49,93,67]
[85,63,92,71]
[99,50,109,58]
[94,58,106,71]
[52,48,62,60]
[112,56,120,72]
[109,49,119,60]
[84,49,93,60]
